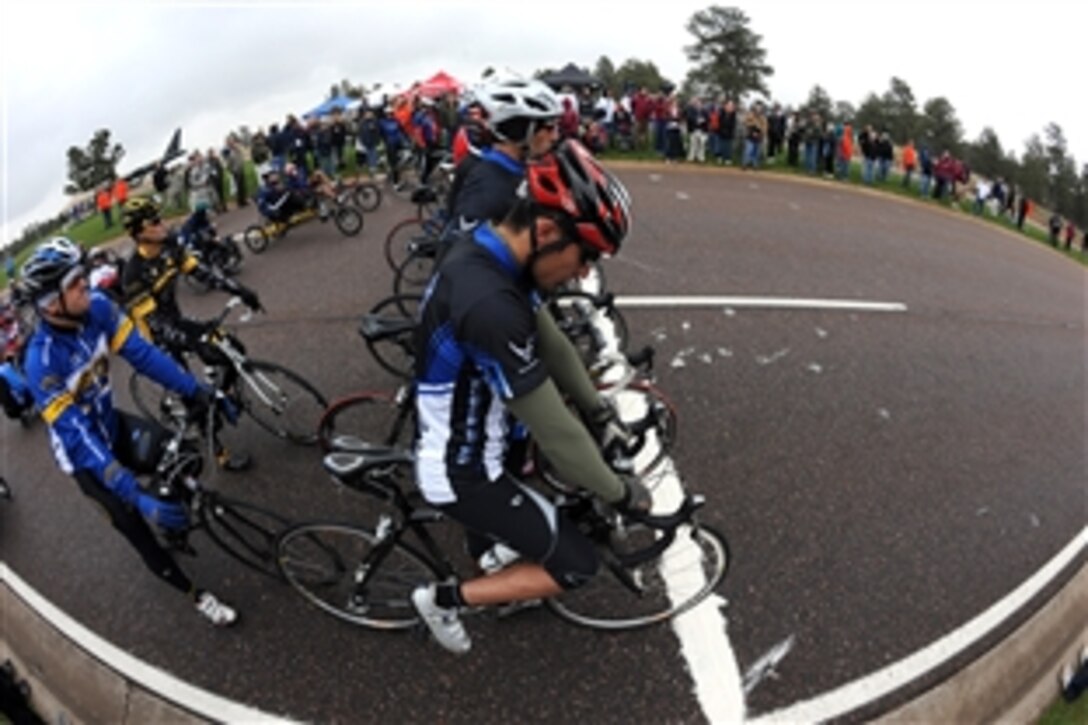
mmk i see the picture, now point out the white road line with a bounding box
[594,306,746,722]
[0,563,295,723]
[614,296,908,312]
[749,526,1088,723]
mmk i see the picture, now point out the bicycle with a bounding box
[243,192,363,254]
[129,297,328,446]
[276,445,728,630]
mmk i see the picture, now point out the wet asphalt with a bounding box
[1,164,1084,722]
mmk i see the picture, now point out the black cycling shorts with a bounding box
[440,473,598,590]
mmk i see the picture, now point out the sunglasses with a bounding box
[578,245,600,265]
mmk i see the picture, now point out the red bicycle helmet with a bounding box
[527,140,631,257]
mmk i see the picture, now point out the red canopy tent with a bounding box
[413,71,463,99]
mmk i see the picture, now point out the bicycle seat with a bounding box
[324,449,413,498]
[358,314,416,342]
[410,187,438,205]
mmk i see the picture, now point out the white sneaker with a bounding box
[1060,662,1074,692]
[195,590,238,627]
[411,584,470,654]
[477,542,521,574]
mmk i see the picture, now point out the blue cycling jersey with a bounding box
[24,292,198,480]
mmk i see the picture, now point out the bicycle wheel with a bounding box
[384,218,426,272]
[318,391,415,453]
[199,494,291,580]
[352,182,382,212]
[236,360,328,445]
[278,522,441,629]
[334,206,364,236]
[363,295,421,380]
[547,524,729,630]
[243,224,269,254]
[392,245,438,296]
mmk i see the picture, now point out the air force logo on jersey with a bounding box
[508,334,539,374]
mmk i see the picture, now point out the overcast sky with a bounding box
[3,0,1086,247]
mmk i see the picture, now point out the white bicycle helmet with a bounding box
[475,80,561,144]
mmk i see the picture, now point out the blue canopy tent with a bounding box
[303,95,361,119]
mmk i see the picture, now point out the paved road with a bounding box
[2,166,1084,722]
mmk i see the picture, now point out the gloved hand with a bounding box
[186,385,240,426]
[136,492,189,531]
[614,476,652,519]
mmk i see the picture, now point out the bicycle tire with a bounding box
[383,218,424,272]
[277,522,442,629]
[392,246,438,297]
[546,523,729,630]
[199,494,291,580]
[352,182,382,212]
[236,360,328,445]
[318,391,415,453]
[243,224,269,254]
[363,294,421,380]
[333,206,364,237]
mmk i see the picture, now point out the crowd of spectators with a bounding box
[63,81,1085,254]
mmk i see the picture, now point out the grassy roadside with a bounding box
[1038,691,1088,724]
[599,148,1088,267]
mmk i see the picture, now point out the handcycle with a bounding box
[276,435,728,630]
[129,297,328,446]
[243,191,363,254]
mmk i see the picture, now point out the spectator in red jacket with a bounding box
[96,184,114,229]
[558,97,580,140]
[631,87,652,150]
[1063,220,1076,250]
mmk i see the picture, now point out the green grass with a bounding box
[600,147,1088,267]
[1037,691,1088,725]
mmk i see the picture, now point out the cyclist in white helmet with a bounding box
[446,79,561,233]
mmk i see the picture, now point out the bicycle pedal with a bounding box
[495,599,542,619]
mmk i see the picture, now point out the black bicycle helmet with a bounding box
[122,197,161,236]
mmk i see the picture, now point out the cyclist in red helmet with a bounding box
[410,140,643,653]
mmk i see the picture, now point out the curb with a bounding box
[878,559,1087,723]
[4,555,1084,723]
[0,564,293,724]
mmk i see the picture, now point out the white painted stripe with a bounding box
[0,563,296,723]
[597,315,746,722]
[749,526,1088,723]
[613,295,908,312]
